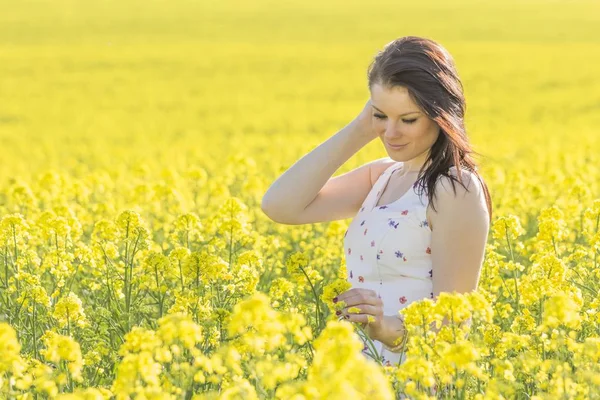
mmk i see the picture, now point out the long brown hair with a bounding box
[367,36,492,220]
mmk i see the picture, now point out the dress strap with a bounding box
[363,161,403,211]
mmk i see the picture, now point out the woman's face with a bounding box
[370,83,440,163]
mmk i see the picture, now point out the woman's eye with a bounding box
[373,114,417,124]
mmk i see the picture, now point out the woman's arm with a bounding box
[261,102,384,225]
[429,170,490,299]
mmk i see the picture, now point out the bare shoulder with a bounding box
[427,166,489,228]
[435,167,489,217]
[436,166,486,199]
[368,157,398,187]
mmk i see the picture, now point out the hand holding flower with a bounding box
[333,288,386,341]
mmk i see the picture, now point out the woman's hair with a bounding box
[367,36,492,220]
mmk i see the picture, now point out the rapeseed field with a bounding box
[1,0,600,398]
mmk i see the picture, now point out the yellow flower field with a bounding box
[1,0,600,398]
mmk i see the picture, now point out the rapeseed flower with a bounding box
[52,292,88,329]
[39,331,84,382]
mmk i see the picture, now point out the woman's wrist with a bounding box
[345,118,378,144]
[374,314,406,352]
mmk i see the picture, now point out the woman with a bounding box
[261,36,492,367]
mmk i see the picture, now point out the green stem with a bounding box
[178,260,185,291]
[354,322,383,363]
[33,305,38,360]
[594,214,599,272]
[154,262,163,318]
[298,265,322,331]
[12,225,18,268]
[505,226,520,314]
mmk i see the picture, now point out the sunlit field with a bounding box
[1,0,600,398]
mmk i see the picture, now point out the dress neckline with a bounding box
[371,162,417,211]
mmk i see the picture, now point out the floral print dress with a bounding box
[343,161,434,367]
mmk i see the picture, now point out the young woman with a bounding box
[261,36,492,366]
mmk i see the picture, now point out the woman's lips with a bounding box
[387,142,408,149]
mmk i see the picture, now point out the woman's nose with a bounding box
[383,123,401,138]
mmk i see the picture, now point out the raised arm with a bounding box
[261,100,388,225]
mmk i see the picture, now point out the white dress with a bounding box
[342,160,434,367]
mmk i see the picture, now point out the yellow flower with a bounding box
[157,313,203,351]
[220,378,259,400]
[186,166,208,184]
[228,292,287,353]
[285,251,310,276]
[433,291,473,328]
[40,331,84,382]
[8,181,36,211]
[394,357,436,389]
[279,320,394,399]
[0,322,23,374]
[115,210,150,250]
[111,352,163,395]
[0,213,30,244]
[491,214,525,243]
[91,219,119,242]
[582,337,600,362]
[536,205,568,244]
[540,292,582,331]
[141,250,173,291]
[216,197,251,236]
[118,327,162,356]
[169,212,203,245]
[583,199,600,220]
[321,279,352,313]
[56,388,114,399]
[182,250,228,285]
[53,292,88,329]
[268,277,295,303]
[439,341,480,370]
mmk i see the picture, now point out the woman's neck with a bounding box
[402,150,431,172]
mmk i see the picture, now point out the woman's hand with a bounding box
[334,287,386,340]
[349,99,379,142]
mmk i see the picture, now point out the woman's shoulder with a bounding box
[369,157,400,187]
[429,165,490,228]
[438,166,486,198]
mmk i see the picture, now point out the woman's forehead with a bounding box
[371,84,420,114]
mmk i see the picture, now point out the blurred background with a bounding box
[0,0,599,216]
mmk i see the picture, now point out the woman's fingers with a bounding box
[335,289,385,328]
[337,303,381,318]
[344,312,379,325]
[336,289,381,307]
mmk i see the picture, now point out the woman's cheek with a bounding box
[372,119,385,133]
